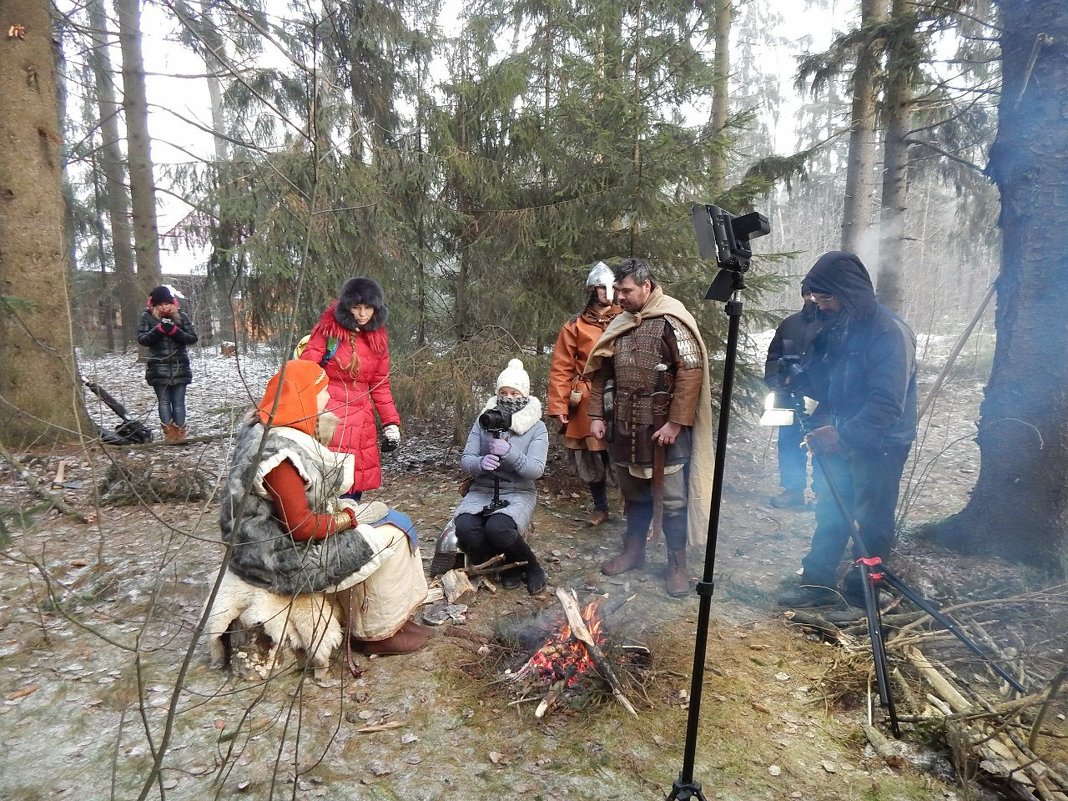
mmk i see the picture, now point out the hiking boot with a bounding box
[601,532,646,576]
[665,548,690,598]
[768,489,806,509]
[501,568,523,590]
[776,584,839,608]
[587,509,610,527]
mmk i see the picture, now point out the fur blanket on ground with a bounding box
[205,568,344,680]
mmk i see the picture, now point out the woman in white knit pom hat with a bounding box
[450,358,549,594]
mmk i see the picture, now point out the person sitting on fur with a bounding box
[219,360,430,655]
[452,359,549,594]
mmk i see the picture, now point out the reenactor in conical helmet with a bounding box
[547,262,623,527]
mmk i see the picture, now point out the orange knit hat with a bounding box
[257,360,329,436]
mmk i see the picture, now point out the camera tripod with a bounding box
[793,402,1026,736]
[666,272,746,801]
[668,203,770,801]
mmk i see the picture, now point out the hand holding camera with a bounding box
[487,437,510,457]
[480,453,501,472]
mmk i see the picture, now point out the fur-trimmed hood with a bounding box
[480,395,543,436]
[334,277,388,331]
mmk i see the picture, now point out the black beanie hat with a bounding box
[149,285,175,307]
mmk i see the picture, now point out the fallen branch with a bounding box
[863,723,906,768]
[535,671,574,719]
[353,721,403,733]
[0,441,89,524]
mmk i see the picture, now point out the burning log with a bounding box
[554,588,638,717]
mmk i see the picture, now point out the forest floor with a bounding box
[0,340,1065,801]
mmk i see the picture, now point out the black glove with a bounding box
[161,318,178,336]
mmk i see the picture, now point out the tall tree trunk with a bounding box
[0,0,88,446]
[195,0,235,345]
[875,0,912,313]
[936,1,1068,567]
[708,0,731,196]
[90,147,117,351]
[841,0,886,261]
[87,0,140,349]
[115,0,162,285]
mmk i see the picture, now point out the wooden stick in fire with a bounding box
[555,588,638,717]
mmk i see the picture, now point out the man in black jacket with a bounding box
[764,296,821,508]
[777,252,917,609]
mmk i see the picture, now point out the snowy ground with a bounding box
[0,331,1062,801]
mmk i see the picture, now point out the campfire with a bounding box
[504,588,641,719]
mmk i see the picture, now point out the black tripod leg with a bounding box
[879,568,1026,694]
[858,563,900,737]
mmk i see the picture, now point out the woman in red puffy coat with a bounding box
[299,278,401,498]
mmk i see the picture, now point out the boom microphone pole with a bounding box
[668,205,769,801]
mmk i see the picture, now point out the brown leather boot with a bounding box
[161,422,177,444]
[600,533,647,576]
[586,509,610,527]
[172,424,188,444]
[356,624,430,655]
[665,548,689,597]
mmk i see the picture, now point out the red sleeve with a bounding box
[263,460,352,541]
[367,331,401,426]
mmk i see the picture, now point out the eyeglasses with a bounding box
[807,293,835,303]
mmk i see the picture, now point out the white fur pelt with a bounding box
[205,568,343,679]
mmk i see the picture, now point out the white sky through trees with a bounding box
[128,1,840,275]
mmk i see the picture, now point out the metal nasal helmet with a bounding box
[585,261,615,303]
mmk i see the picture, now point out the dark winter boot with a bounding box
[505,536,546,595]
[665,548,689,598]
[600,532,647,576]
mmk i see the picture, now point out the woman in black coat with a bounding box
[137,285,198,443]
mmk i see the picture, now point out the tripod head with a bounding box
[691,203,770,302]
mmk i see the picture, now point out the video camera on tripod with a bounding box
[691,204,770,301]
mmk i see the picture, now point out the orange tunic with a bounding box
[547,305,621,450]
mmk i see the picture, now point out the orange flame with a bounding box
[527,599,605,687]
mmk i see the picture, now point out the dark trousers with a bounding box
[801,445,910,593]
[454,512,520,559]
[153,384,187,426]
[614,463,689,551]
[777,421,808,493]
